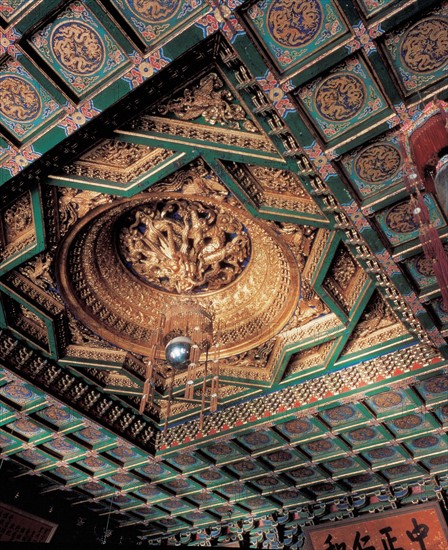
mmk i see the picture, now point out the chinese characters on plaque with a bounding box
[0,502,57,542]
[304,502,448,550]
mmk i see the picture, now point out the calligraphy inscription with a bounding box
[305,503,448,550]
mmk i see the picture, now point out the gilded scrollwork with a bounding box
[134,116,275,152]
[56,187,300,359]
[119,198,250,293]
[157,73,257,133]
[150,159,228,198]
[0,192,35,262]
[58,187,111,236]
[62,140,173,184]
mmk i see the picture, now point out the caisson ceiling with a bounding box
[0,0,447,545]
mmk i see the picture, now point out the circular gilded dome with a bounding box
[56,193,300,358]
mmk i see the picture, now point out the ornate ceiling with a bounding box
[0,0,447,545]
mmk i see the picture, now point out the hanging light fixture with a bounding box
[138,299,219,432]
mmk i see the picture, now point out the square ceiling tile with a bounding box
[341,425,391,449]
[275,416,325,442]
[164,451,211,473]
[250,474,290,495]
[387,412,438,439]
[375,195,445,248]
[324,456,367,478]
[225,458,270,479]
[28,1,129,100]
[36,405,84,432]
[0,58,61,144]
[415,374,448,405]
[296,56,389,143]
[361,444,409,467]
[382,8,448,96]
[41,436,87,460]
[131,484,171,503]
[283,465,327,486]
[15,447,55,468]
[162,476,203,496]
[192,467,235,487]
[262,447,307,471]
[421,454,448,474]
[340,133,404,200]
[364,388,419,417]
[319,403,368,429]
[76,455,118,477]
[110,0,208,49]
[241,0,349,75]
[71,425,116,450]
[7,418,52,443]
[405,433,448,457]
[201,441,245,464]
[237,428,286,453]
[133,461,177,482]
[300,437,348,460]
[0,379,45,412]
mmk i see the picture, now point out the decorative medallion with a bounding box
[257,476,279,487]
[137,485,160,496]
[57,192,300,358]
[400,18,448,73]
[241,432,270,446]
[327,458,353,470]
[172,454,196,466]
[267,0,323,47]
[385,201,419,234]
[197,470,221,481]
[367,447,395,460]
[12,419,42,434]
[429,455,448,466]
[39,407,72,424]
[0,76,41,122]
[371,390,402,409]
[288,467,314,479]
[315,74,366,122]
[119,199,250,293]
[348,473,372,485]
[392,414,423,430]
[324,404,356,422]
[348,427,376,442]
[385,464,411,476]
[83,457,106,469]
[306,439,332,453]
[141,463,164,475]
[205,443,233,456]
[126,0,181,22]
[282,418,313,434]
[354,143,401,184]
[231,460,256,473]
[422,375,448,394]
[50,22,105,75]
[312,482,333,493]
[266,450,292,463]
[412,435,439,449]
[166,478,189,490]
[0,382,33,403]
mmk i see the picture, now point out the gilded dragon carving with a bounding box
[119,198,250,293]
[157,73,257,133]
